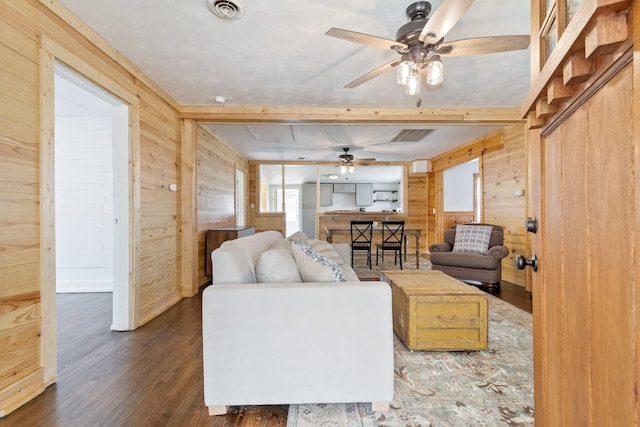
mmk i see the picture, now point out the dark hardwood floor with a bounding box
[0,283,531,426]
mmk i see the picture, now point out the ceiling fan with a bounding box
[334,147,375,173]
[326,0,530,95]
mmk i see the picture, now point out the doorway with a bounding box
[54,64,130,331]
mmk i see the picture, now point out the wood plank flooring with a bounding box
[0,283,530,426]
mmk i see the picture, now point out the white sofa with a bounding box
[202,230,394,415]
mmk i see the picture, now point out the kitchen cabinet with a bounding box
[320,184,333,207]
[355,183,373,206]
[303,183,333,207]
[333,183,356,193]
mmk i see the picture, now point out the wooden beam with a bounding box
[179,106,524,125]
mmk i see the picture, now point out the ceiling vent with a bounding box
[391,129,434,142]
[207,0,245,20]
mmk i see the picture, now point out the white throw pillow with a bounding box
[292,241,346,282]
[256,248,302,283]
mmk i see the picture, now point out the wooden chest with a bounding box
[381,270,488,351]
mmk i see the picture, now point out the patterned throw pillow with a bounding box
[452,224,494,255]
[292,241,346,282]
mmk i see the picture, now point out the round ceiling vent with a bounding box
[206,0,245,20]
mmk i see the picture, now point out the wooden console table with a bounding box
[205,226,255,275]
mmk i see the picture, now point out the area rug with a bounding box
[351,253,433,281]
[287,295,534,427]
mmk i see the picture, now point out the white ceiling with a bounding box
[56,0,531,162]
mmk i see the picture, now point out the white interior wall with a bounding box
[443,159,479,211]
[55,117,114,292]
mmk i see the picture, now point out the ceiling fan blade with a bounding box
[437,35,530,56]
[326,28,408,51]
[344,59,400,89]
[418,0,475,45]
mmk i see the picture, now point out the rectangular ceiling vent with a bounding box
[391,129,435,142]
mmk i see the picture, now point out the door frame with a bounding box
[39,36,141,386]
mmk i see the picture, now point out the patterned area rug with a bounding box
[351,253,433,281]
[287,295,534,427]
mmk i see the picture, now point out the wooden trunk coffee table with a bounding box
[381,270,488,351]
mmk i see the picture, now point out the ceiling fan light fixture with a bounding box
[349,165,355,174]
[405,70,421,95]
[426,55,444,86]
[396,56,414,85]
[340,165,347,174]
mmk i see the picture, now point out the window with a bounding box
[539,0,584,64]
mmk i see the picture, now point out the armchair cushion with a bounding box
[452,224,493,255]
[430,251,500,270]
[429,242,453,253]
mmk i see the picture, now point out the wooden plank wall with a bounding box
[196,126,248,286]
[0,0,183,413]
[426,172,436,246]
[137,88,182,325]
[483,125,527,286]
[405,171,428,253]
[431,126,527,287]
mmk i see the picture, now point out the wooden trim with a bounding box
[180,106,524,125]
[37,0,180,110]
[181,120,198,297]
[39,37,143,384]
[522,0,632,115]
[0,368,44,416]
[39,44,57,387]
[128,103,141,329]
[541,47,632,136]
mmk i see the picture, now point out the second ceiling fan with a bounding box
[326,0,530,95]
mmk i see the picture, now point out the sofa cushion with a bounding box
[213,230,284,284]
[256,248,302,283]
[292,241,346,282]
[430,251,500,270]
[309,239,345,265]
[452,224,493,255]
[287,230,309,244]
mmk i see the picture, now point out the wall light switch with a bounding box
[169,183,178,192]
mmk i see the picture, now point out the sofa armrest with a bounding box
[487,245,509,260]
[202,282,394,407]
[429,242,453,253]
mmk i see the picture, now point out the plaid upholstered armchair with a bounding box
[429,223,509,290]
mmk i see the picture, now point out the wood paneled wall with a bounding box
[405,171,428,253]
[483,125,527,286]
[431,127,527,287]
[196,126,248,286]
[0,0,183,414]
